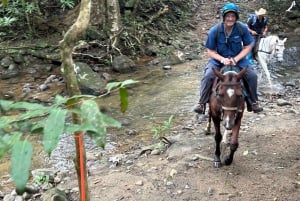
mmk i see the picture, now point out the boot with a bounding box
[245,97,253,112]
[252,103,263,113]
[193,103,205,114]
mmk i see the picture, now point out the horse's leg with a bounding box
[212,116,222,168]
[224,120,241,166]
[257,52,272,86]
[205,106,212,135]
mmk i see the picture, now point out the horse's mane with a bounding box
[264,35,279,44]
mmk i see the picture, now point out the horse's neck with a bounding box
[260,36,278,52]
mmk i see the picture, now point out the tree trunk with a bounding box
[59,0,91,200]
[106,0,123,54]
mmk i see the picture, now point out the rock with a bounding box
[1,56,14,68]
[74,62,105,95]
[150,149,161,155]
[1,69,20,80]
[135,180,143,186]
[39,84,49,91]
[277,99,292,106]
[41,188,68,201]
[162,65,172,70]
[112,55,136,73]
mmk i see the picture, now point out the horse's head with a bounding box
[272,37,287,62]
[213,67,246,130]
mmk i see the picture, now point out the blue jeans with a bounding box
[198,62,259,104]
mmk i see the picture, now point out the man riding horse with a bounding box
[194,3,263,114]
[246,8,269,64]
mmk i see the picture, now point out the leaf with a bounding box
[120,79,139,87]
[18,108,51,121]
[80,100,121,147]
[65,124,98,134]
[31,119,46,133]
[11,140,33,194]
[88,130,106,148]
[297,181,300,185]
[54,95,68,105]
[0,116,15,128]
[106,81,122,92]
[80,100,121,127]
[243,150,249,156]
[0,99,14,111]
[65,94,96,108]
[100,113,122,128]
[0,132,22,158]
[119,87,128,113]
[11,101,48,111]
[105,80,139,93]
[43,108,67,155]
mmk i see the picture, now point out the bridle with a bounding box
[213,80,244,123]
[257,36,285,60]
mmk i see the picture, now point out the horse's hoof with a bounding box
[224,156,233,166]
[214,161,221,168]
[204,129,211,135]
[214,155,221,168]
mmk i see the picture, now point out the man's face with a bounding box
[224,12,237,26]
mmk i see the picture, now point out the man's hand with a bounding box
[251,30,258,35]
[221,57,237,66]
[230,57,237,65]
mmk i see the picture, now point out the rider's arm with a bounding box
[263,25,268,35]
[207,49,231,66]
[247,25,257,35]
[232,44,252,65]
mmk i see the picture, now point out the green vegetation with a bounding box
[152,115,174,139]
[0,79,138,194]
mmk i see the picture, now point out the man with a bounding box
[194,3,263,114]
[247,8,268,64]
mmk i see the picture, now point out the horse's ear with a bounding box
[213,68,224,81]
[236,68,247,81]
[283,38,287,43]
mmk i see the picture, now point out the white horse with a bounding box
[256,35,287,85]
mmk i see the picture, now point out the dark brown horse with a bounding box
[206,66,247,168]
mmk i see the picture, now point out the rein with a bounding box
[257,49,272,54]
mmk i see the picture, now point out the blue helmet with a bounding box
[222,3,239,20]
